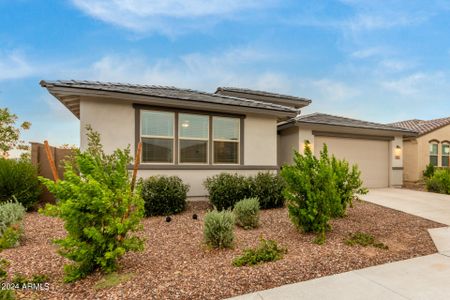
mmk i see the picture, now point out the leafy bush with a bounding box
[0,226,22,250]
[140,176,189,216]
[426,169,450,194]
[233,238,286,267]
[281,144,339,244]
[423,163,436,179]
[0,258,15,300]
[345,232,388,249]
[233,198,260,229]
[204,173,251,210]
[204,172,285,210]
[39,126,144,282]
[250,172,285,209]
[203,209,235,248]
[331,157,367,217]
[0,158,41,210]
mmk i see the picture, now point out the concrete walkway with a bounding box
[229,188,450,300]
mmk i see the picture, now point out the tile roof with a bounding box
[284,113,417,133]
[216,87,312,104]
[389,117,450,136]
[40,80,298,116]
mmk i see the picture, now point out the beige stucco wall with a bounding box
[405,124,450,181]
[79,98,279,196]
[403,140,419,181]
[80,97,135,153]
[278,126,300,166]
[244,115,278,166]
[389,136,404,187]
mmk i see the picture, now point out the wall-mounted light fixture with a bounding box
[395,145,402,159]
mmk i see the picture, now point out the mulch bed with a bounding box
[0,200,444,300]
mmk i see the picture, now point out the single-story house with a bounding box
[41,80,416,196]
[389,117,450,182]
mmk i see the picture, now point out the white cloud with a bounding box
[71,0,275,34]
[0,50,34,80]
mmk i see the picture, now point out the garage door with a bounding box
[314,136,389,188]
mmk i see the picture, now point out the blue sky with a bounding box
[1,0,450,150]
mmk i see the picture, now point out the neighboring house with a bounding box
[277,113,416,188]
[41,80,416,196]
[389,117,450,182]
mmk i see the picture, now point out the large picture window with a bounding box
[443,143,449,167]
[178,113,209,163]
[213,117,240,164]
[141,111,174,163]
[429,142,438,166]
[140,109,241,165]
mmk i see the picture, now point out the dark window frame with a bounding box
[134,104,245,166]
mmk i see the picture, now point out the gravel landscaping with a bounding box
[0,200,443,300]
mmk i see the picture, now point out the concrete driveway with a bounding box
[361,188,450,226]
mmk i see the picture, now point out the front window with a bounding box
[140,110,240,165]
[213,117,240,164]
[141,111,174,163]
[443,143,450,167]
[429,143,438,166]
[178,113,209,164]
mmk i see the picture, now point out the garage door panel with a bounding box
[314,136,389,188]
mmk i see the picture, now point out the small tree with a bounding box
[0,107,31,157]
[40,126,144,282]
[281,144,338,244]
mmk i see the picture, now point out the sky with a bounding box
[1,0,450,150]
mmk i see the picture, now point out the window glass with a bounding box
[142,138,173,163]
[179,114,208,139]
[180,140,208,163]
[214,141,239,164]
[430,143,438,166]
[141,111,174,137]
[443,144,450,167]
[213,117,239,141]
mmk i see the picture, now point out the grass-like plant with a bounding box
[345,232,388,249]
[233,238,286,267]
[233,198,260,229]
[203,209,235,249]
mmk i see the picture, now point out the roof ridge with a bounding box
[216,86,312,103]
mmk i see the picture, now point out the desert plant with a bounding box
[281,144,339,244]
[140,176,189,216]
[233,198,260,229]
[39,126,144,282]
[203,209,235,248]
[426,169,450,194]
[331,156,368,217]
[423,163,436,179]
[0,258,15,300]
[345,232,388,249]
[250,172,285,209]
[0,200,25,236]
[0,158,41,210]
[233,238,286,267]
[204,173,252,210]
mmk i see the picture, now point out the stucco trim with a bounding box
[392,167,404,170]
[312,131,395,141]
[429,139,440,143]
[442,140,450,144]
[129,165,278,170]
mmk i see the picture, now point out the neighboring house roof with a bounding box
[40,80,298,119]
[389,117,450,136]
[215,87,312,109]
[279,112,417,134]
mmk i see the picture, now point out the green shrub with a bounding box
[203,209,235,248]
[0,226,22,250]
[140,176,189,216]
[0,158,41,210]
[39,126,144,282]
[426,169,450,194]
[345,232,388,249]
[423,163,436,179]
[233,198,260,229]
[0,201,25,236]
[250,172,285,209]
[331,157,368,217]
[281,144,339,244]
[0,258,15,300]
[233,238,286,267]
[204,173,252,210]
